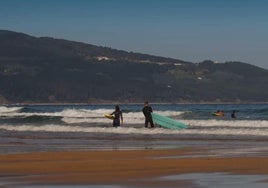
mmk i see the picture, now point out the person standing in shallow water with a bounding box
[231,110,236,119]
[142,101,154,128]
[111,105,123,127]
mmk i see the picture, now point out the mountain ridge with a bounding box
[0,30,267,104]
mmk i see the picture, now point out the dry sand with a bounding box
[1,149,268,186]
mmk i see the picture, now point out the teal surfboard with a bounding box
[151,113,188,129]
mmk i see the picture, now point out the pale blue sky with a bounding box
[1,0,268,69]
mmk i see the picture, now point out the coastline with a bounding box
[1,149,268,186]
[2,101,268,106]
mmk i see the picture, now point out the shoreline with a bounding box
[1,149,268,186]
[2,101,268,106]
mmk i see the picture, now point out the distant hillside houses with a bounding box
[95,56,111,61]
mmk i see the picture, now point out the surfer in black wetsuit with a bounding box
[111,105,123,127]
[231,110,236,119]
[142,101,154,128]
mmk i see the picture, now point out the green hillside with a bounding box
[0,30,267,103]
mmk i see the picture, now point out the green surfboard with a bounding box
[151,113,188,129]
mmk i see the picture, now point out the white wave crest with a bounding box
[154,110,185,117]
[0,124,179,135]
[0,106,23,114]
[1,120,268,138]
[184,119,268,128]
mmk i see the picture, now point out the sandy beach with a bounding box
[1,104,268,187]
[1,149,268,187]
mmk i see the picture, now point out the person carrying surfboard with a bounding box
[142,101,154,128]
[111,105,123,127]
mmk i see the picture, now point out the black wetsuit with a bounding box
[112,110,122,127]
[231,111,236,118]
[142,106,154,128]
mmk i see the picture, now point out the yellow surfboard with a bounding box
[104,113,114,120]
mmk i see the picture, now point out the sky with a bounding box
[0,0,268,69]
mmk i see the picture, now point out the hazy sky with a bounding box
[1,0,268,69]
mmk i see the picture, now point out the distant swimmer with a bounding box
[212,110,224,116]
[231,110,236,118]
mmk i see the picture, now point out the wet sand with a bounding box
[1,149,268,186]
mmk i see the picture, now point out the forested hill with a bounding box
[0,30,267,104]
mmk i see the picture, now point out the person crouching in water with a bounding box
[142,101,154,128]
[112,105,123,127]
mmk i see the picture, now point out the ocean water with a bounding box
[0,103,268,155]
